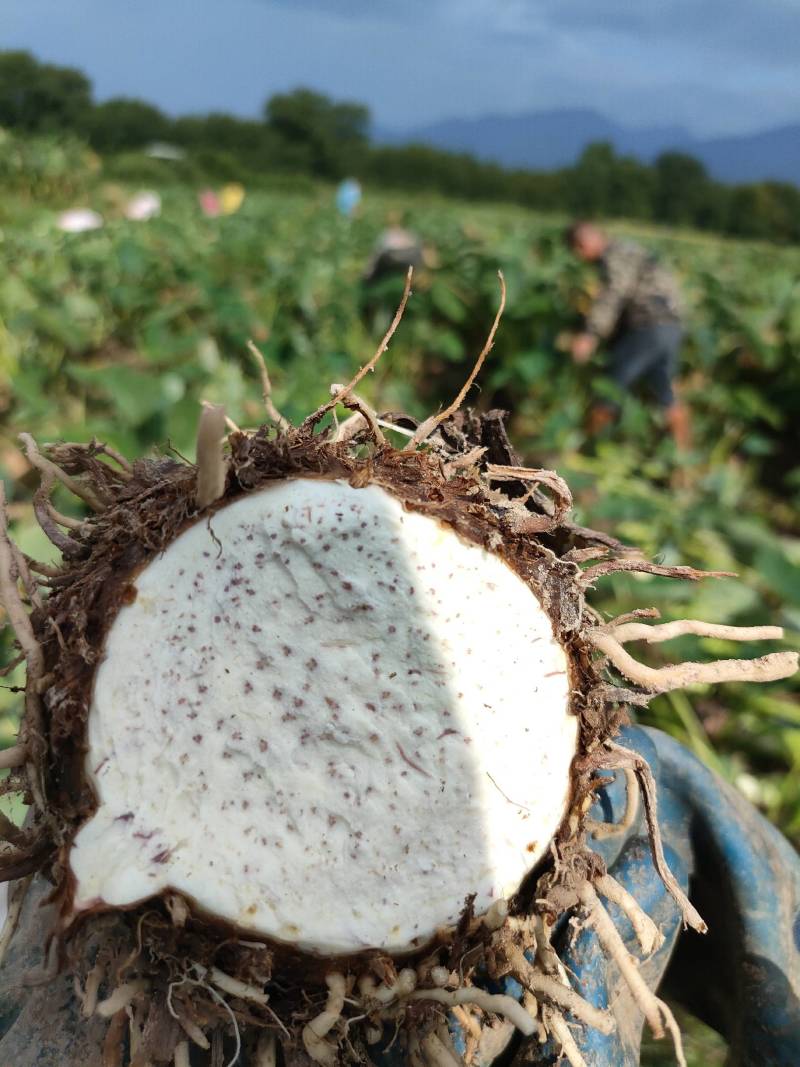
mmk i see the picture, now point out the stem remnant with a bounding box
[408,272,506,449]
[304,267,413,431]
[195,404,228,510]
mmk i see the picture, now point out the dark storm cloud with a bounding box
[260,0,431,13]
[533,0,800,65]
[1,0,797,135]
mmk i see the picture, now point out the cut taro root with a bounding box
[0,283,796,1066]
[71,478,576,955]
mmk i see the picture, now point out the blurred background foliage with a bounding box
[2,49,800,243]
[0,174,797,848]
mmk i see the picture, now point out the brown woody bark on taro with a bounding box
[0,272,795,1067]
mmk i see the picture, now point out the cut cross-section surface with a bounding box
[69,478,577,954]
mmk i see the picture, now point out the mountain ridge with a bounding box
[375,108,800,185]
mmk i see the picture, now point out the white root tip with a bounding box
[180,1018,210,1050]
[96,980,148,1018]
[302,972,346,1066]
[205,964,269,1005]
[483,898,509,931]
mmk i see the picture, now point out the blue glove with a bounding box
[377,725,800,1066]
[398,725,800,1067]
[553,724,800,1066]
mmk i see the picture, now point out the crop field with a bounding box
[0,165,798,1064]
[2,180,798,829]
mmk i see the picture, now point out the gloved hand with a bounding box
[442,725,800,1066]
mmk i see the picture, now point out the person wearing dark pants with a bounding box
[566,221,691,449]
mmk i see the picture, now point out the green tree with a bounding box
[82,97,170,153]
[564,143,654,220]
[0,50,92,133]
[264,88,369,179]
[653,152,714,227]
[727,182,800,243]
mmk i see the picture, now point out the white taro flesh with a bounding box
[70,478,578,955]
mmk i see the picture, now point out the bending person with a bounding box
[565,221,691,449]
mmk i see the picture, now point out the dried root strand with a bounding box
[0,810,27,850]
[506,946,614,1035]
[407,986,536,1037]
[411,280,506,451]
[542,1005,588,1067]
[247,340,290,431]
[304,267,413,431]
[48,437,134,478]
[608,620,785,645]
[195,404,228,510]
[329,387,386,446]
[256,1032,279,1067]
[303,972,347,1066]
[173,1041,190,1067]
[0,483,46,810]
[532,914,565,978]
[596,741,706,934]
[0,873,32,969]
[589,623,798,693]
[38,487,84,530]
[593,874,664,956]
[0,744,26,770]
[79,960,105,1017]
[19,432,106,512]
[102,1009,128,1067]
[581,558,735,586]
[451,1007,481,1065]
[485,463,573,532]
[23,555,62,578]
[587,767,639,839]
[576,883,687,1066]
[33,470,87,556]
[0,484,44,673]
[451,1005,482,1043]
[420,1030,465,1067]
[9,542,43,612]
[442,445,488,477]
[92,440,133,477]
[171,974,240,1067]
[407,271,506,449]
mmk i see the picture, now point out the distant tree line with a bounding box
[1,50,798,243]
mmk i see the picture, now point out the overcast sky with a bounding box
[2,0,796,136]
